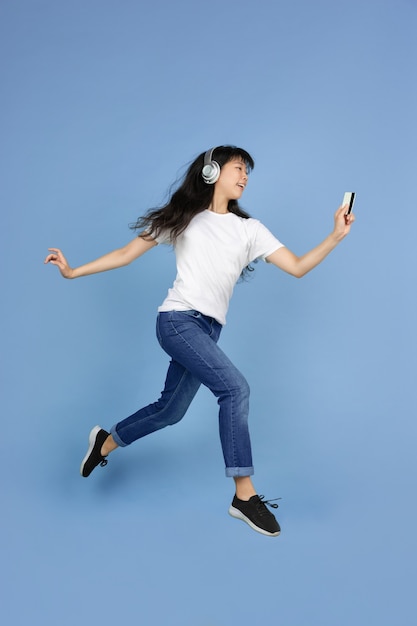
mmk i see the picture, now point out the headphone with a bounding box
[201,147,221,184]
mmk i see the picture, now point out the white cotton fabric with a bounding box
[156,209,284,326]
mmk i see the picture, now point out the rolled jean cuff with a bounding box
[225,466,254,478]
[110,425,129,448]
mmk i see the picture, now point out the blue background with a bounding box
[1,1,416,624]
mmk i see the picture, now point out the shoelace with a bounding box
[258,495,281,513]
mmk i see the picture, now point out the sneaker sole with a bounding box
[80,425,102,476]
[228,505,281,537]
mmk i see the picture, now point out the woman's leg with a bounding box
[110,357,201,447]
[97,310,253,477]
[87,310,253,479]
[157,312,280,536]
[156,310,254,477]
[81,358,200,476]
[81,310,280,535]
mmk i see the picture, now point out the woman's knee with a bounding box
[220,371,250,403]
[151,398,188,427]
[237,375,250,401]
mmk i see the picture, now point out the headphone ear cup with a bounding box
[202,159,221,184]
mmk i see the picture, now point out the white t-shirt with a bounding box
[156,209,284,325]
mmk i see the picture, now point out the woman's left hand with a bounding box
[333,204,355,241]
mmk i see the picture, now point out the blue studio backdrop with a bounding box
[1,1,416,625]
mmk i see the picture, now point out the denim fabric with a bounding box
[111,310,254,477]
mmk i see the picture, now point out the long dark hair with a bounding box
[131,145,255,242]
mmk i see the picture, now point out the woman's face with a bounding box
[215,158,249,200]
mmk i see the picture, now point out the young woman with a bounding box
[45,145,355,537]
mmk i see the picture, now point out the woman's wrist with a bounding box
[67,266,79,279]
[330,230,344,245]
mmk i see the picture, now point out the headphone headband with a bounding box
[204,148,215,166]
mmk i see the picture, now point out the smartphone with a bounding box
[343,192,356,215]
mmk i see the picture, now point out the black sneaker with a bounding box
[229,494,281,537]
[80,426,109,477]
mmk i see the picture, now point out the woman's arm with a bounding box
[44,235,158,279]
[266,204,355,278]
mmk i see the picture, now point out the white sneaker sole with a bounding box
[228,505,281,537]
[80,425,102,476]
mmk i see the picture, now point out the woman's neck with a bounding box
[208,196,229,214]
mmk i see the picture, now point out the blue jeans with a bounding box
[110,310,254,477]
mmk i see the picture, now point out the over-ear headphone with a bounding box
[202,147,221,184]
